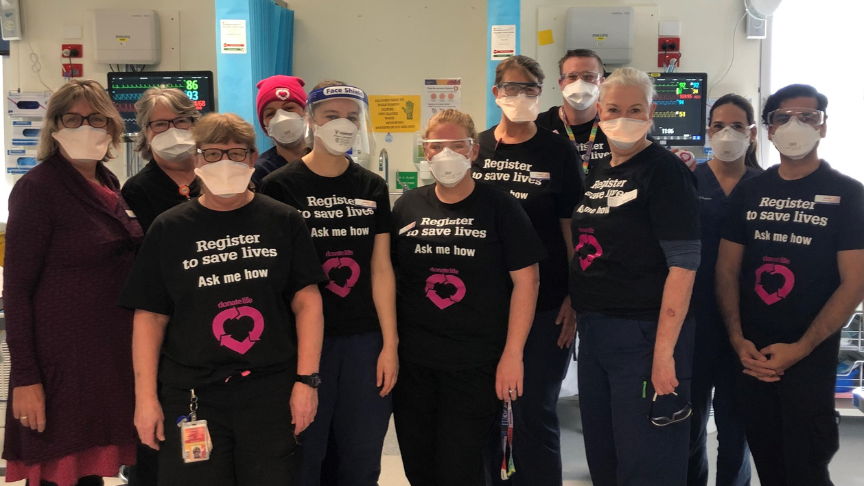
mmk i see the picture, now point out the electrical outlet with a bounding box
[657,37,680,52]
[61,44,83,58]
[657,52,681,68]
[62,63,83,78]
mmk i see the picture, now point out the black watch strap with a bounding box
[296,373,322,388]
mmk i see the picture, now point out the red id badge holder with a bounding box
[177,389,213,463]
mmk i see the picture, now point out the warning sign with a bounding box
[369,95,421,133]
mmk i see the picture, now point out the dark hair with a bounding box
[710,93,762,172]
[761,84,828,125]
[558,49,605,76]
[495,55,545,85]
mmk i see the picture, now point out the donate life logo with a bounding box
[322,257,361,298]
[574,234,603,271]
[425,273,466,310]
[212,306,265,355]
[754,263,795,305]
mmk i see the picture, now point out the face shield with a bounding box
[306,85,376,167]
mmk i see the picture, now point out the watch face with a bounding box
[311,375,322,387]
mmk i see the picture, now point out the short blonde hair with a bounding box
[495,55,545,85]
[37,79,124,161]
[424,109,478,142]
[192,112,256,150]
[600,67,655,106]
[134,88,200,160]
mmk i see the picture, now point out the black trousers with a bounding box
[157,371,299,486]
[737,335,840,486]
[393,359,499,486]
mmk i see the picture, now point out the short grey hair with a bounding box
[134,88,200,160]
[599,67,655,106]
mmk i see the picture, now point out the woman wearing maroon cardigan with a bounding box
[2,79,143,486]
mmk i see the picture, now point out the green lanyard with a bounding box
[559,107,599,175]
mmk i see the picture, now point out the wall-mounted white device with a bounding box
[565,6,635,65]
[93,9,161,64]
[0,0,22,40]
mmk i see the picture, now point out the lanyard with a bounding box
[500,399,515,480]
[559,107,599,175]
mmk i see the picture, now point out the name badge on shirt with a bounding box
[354,199,377,209]
[814,195,841,205]
[530,171,551,181]
[399,222,416,235]
[125,210,137,219]
[608,189,638,208]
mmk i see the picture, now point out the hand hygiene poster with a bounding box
[369,95,421,133]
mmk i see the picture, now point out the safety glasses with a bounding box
[767,108,825,128]
[497,82,542,98]
[559,71,602,84]
[649,392,692,427]
[422,138,475,158]
[708,122,756,135]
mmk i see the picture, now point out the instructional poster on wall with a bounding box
[369,95,421,133]
[491,25,516,60]
[422,79,461,126]
[220,20,247,54]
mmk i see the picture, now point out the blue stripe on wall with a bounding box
[486,0,521,129]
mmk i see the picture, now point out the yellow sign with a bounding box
[537,29,554,46]
[595,36,607,41]
[369,95,421,133]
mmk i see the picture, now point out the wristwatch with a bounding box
[296,373,322,389]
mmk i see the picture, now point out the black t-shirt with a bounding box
[251,147,290,190]
[121,160,201,233]
[722,162,864,347]
[536,106,610,175]
[392,182,546,370]
[472,126,583,312]
[118,195,327,389]
[259,160,392,337]
[569,143,700,320]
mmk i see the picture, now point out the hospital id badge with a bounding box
[180,420,213,463]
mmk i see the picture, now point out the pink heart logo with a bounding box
[574,234,603,271]
[425,273,466,310]
[212,306,265,355]
[275,88,290,100]
[322,257,361,298]
[754,263,795,305]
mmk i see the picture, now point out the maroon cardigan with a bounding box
[3,153,143,463]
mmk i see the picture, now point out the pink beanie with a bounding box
[255,75,307,130]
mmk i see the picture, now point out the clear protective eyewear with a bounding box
[708,122,756,135]
[306,85,376,166]
[649,392,692,427]
[497,82,542,98]
[767,108,825,128]
[422,138,475,158]
[559,71,602,84]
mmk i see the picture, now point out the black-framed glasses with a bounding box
[497,82,542,98]
[649,392,692,427]
[767,108,825,127]
[59,113,109,129]
[560,71,602,84]
[148,117,194,133]
[197,148,253,163]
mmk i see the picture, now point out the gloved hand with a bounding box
[402,100,415,120]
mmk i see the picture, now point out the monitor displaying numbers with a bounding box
[649,72,708,147]
[107,71,215,134]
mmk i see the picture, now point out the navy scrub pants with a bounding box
[486,308,572,486]
[577,312,695,486]
[737,335,840,486]
[687,316,751,486]
[299,332,392,486]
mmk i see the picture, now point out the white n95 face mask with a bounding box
[599,118,653,150]
[771,118,821,160]
[496,93,540,123]
[314,118,359,155]
[150,128,196,163]
[194,160,254,198]
[428,148,471,187]
[562,80,600,111]
[52,125,112,163]
[267,110,306,145]
[710,127,751,163]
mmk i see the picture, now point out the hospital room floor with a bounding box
[2,398,863,485]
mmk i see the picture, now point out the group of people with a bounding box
[2,47,861,486]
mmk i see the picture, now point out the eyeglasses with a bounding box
[497,82,542,98]
[197,148,253,163]
[767,108,825,127]
[560,71,602,84]
[708,122,755,135]
[422,138,475,157]
[148,117,194,133]
[59,113,109,129]
[649,392,692,427]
